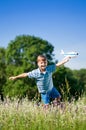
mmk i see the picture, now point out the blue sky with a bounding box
[0,0,86,70]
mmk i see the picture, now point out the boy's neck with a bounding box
[40,68,46,73]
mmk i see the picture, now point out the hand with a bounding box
[64,56,71,62]
[9,76,16,80]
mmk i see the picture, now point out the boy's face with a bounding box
[37,60,47,72]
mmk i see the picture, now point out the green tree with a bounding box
[4,35,54,99]
[73,69,86,96]
[53,66,79,101]
[0,48,6,101]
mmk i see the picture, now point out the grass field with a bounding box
[0,96,86,130]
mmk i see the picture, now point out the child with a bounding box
[9,55,71,109]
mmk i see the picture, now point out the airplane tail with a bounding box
[60,50,64,54]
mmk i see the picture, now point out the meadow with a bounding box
[0,96,86,130]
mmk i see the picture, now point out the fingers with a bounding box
[64,56,71,61]
[63,56,71,63]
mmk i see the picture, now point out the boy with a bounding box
[9,55,71,108]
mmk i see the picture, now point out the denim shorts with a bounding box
[41,87,61,104]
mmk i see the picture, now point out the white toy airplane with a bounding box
[60,50,79,58]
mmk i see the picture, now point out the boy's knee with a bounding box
[53,96,61,107]
[43,104,49,110]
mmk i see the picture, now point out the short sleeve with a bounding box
[27,70,37,78]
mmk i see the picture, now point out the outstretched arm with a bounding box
[9,73,28,80]
[56,56,71,67]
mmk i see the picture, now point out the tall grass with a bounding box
[0,96,86,130]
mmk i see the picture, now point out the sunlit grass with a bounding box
[0,96,86,130]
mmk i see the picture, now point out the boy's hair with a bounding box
[37,55,47,62]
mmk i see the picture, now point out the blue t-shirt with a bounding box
[27,64,56,93]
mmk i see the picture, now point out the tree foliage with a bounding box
[73,69,86,96]
[53,66,86,100]
[0,48,6,101]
